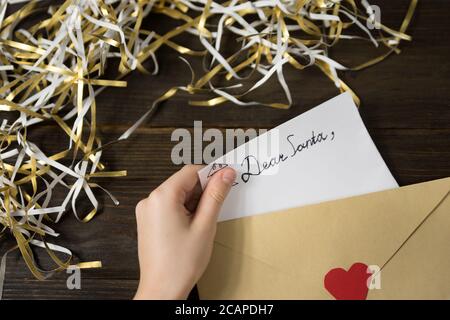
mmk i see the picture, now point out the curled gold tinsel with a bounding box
[0,0,416,297]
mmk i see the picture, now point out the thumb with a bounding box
[193,167,236,230]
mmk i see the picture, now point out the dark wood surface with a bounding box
[1,0,450,299]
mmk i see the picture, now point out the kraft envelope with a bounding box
[198,177,450,299]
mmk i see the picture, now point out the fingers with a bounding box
[193,167,235,230]
[158,165,204,203]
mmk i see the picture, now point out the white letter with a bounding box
[171,128,191,164]
[367,265,381,290]
[225,128,259,164]
[66,266,81,290]
[203,128,223,164]
[193,121,203,164]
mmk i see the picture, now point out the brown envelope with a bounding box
[198,177,450,299]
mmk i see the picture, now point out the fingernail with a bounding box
[221,168,236,185]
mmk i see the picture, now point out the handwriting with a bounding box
[240,130,334,184]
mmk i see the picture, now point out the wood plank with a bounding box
[93,0,450,129]
[2,0,450,300]
[2,277,138,300]
[2,125,449,299]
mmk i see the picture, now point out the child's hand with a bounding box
[134,165,236,299]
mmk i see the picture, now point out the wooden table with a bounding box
[1,0,449,299]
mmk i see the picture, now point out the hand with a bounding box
[134,165,236,299]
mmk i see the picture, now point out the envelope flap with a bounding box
[203,240,322,299]
[206,178,450,298]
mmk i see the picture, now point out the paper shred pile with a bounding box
[0,0,417,294]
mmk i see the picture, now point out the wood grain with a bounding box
[1,0,450,299]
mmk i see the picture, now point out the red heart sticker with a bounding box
[324,262,372,300]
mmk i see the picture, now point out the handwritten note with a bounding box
[198,92,398,221]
